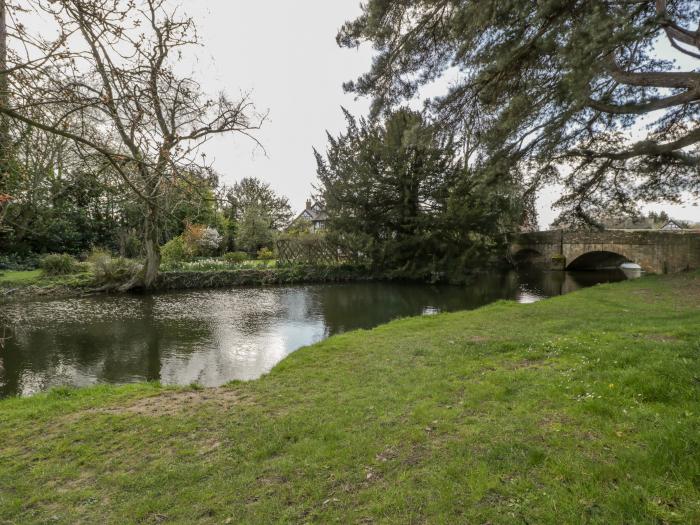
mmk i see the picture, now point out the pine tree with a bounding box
[339,0,700,224]
[315,108,519,278]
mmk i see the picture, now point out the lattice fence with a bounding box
[276,238,341,266]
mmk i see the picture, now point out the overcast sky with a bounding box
[183,2,371,213]
[53,1,700,227]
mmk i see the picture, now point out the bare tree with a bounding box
[0,0,264,288]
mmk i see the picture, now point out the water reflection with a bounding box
[0,269,630,397]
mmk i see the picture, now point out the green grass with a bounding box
[1,273,699,524]
[0,269,93,288]
[0,269,43,285]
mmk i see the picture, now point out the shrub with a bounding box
[88,249,140,284]
[199,227,223,255]
[223,251,248,265]
[40,254,78,276]
[161,236,189,264]
[0,253,41,271]
[118,229,142,259]
[183,224,222,257]
[256,247,275,261]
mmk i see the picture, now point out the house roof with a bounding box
[306,203,328,222]
[291,201,327,226]
[660,220,684,230]
[0,193,13,204]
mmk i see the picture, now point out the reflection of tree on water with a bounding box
[312,275,524,336]
[514,269,627,299]
[0,296,211,396]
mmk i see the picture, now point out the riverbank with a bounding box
[156,264,374,290]
[1,272,699,523]
[0,264,374,301]
[0,269,95,301]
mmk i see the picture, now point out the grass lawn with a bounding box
[0,272,699,524]
[0,269,43,286]
[0,269,95,289]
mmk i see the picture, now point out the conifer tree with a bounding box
[340,1,700,224]
[315,108,518,278]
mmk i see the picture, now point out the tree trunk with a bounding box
[0,0,9,203]
[142,208,161,289]
[117,206,160,292]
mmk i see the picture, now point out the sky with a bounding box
[183,1,373,214]
[26,1,700,227]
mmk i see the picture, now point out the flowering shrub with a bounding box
[199,227,223,254]
[182,224,222,256]
[161,258,276,272]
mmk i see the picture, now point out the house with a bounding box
[597,213,693,231]
[290,199,328,234]
[660,219,685,231]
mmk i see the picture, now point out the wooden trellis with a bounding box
[276,238,340,266]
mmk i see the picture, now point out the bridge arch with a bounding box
[566,250,633,271]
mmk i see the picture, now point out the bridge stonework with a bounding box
[510,230,700,274]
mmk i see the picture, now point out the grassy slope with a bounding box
[0,269,93,288]
[0,273,699,524]
[0,270,43,285]
[0,260,275,289]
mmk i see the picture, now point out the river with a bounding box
[0,269,631,397]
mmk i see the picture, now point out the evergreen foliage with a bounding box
[339,1,700,224]
[315,108,519,279]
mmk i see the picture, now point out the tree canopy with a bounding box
[226,177,293,231]
[224,177,292,254]
[339,0,700,225]
[316,108,519,279]
[0,0,263,287]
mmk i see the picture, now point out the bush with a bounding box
[118,229,142,259]
[199,227,223,255]
[40,254,79,276]
[256,247,275,261]
[88,249,140,284]
[182,224,222,257]
[0,253,41,271]
[161,236,189,265]
[223,251,248,265]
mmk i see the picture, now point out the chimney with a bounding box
[306,199,312,210]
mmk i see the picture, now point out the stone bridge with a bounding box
[510,230,700,274]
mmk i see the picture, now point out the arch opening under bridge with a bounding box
[566,251,632,271]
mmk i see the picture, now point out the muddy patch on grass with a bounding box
[643,333,680,343]
[498,358,552,371]
[88,388,247,417]
[467,335,491,344]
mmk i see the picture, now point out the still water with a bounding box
[0,270,629,397]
